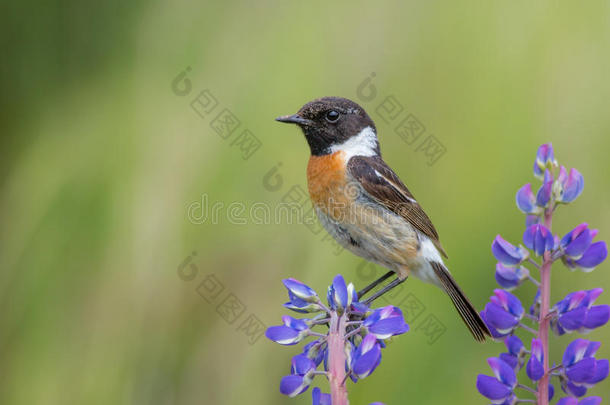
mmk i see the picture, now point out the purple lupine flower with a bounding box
[560,339,609,396]
[327,274,353,314]
[561,224,594,259]
[551,289,610,335]
[492,235,529,266]
[268,275,409,403]
[536,170,554,208]
[284,278,318,302]
[534,143,556,178]
[311,388,331,405]
[279,355,316,396]
[499,335,527,371]
[523,224,554,256]
[526,338,544,381]
[266,316,310,345]
[555,166,584,203]
[495,263,529,290]
[481,289,524,337]
[363,306,409,340]
[283,278,324,313]
[557,397,602,405]
[476,358,517,403]
[477,144,608,405]
[563,239,608,272]
[351,333,382,379]
[516,183,540,214]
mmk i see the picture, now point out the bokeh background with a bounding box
[2,1,609,404]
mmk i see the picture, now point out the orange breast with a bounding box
[307,151,350,219]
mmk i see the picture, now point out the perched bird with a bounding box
[276,97,491,342]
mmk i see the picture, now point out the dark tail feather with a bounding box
[430,261,491,342]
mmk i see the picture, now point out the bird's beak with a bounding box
[275,114,313,126]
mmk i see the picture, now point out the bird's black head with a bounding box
[276,97,378,156]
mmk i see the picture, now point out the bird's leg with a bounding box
[362,276,408,306]
[356,270,394,299]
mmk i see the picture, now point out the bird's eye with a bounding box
[325,110,340,123]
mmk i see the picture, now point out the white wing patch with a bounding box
[330,126,378,159]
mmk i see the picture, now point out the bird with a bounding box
[275,96,491,342]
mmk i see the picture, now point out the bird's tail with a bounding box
[430,261,491,342]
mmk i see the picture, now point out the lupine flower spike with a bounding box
[477,144,608,405]
[267,274,408,404]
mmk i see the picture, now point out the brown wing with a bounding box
[347,155,448,258]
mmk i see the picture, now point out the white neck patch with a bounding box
[329,126,378,159]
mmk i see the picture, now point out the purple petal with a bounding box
[584,341,601,358]
[484,303,520,332]
[563,380,588,397]
[282,315,309,331]
[358,333,378,354]
[579,398,602,405]
[492,235,529,266]
[499,353,518,370]
[488,357,517,388]
[495,263,528,290]
[516,183,537,213]
[561,224,593,258]
[279,374,308,397]
[352,341,381,379]
[329,274,349,310]
[566,358,596,384]
[563,339,591,366]
[534,143,555,178]
[560,168,584,203]
[283,278,317,301]
[587,359,608,386]
[284,294,323,313]
[526,355,544,381]
[558,307,587,332]
[291,354,315,375]
[367,317,409,339]
[556,398,578,405]
[312,388,331,405]
[536,176,553,207]
[351,300,370,315]
[575,241,607,271]
[531,338,543,360]
[480,310,504,338]
[476,374,512,401]
[583,305,610,330]
[583,288,603,307]
[302,341,326,366]
[505,335,524,356]
[265,325,302,345]
[523,224,554,256]
[492,289,524,317]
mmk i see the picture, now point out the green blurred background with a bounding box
[2,1,609,404]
